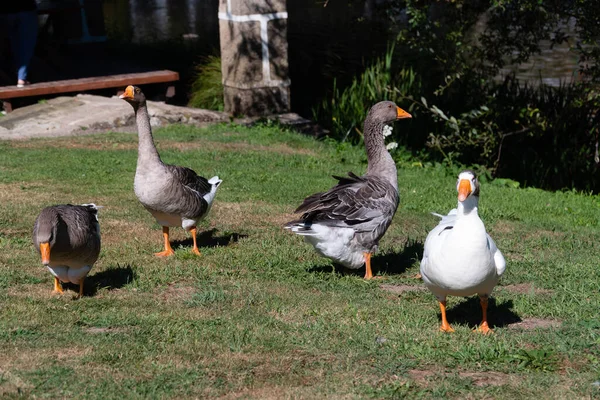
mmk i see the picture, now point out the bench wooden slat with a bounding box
[0,70,179,99]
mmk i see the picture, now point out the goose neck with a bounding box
[457,196,479,217]
[365,121,397,189]
[135,104,162,166]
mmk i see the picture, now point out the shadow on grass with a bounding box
[306,239,424,278]
[445,297,521,329]
[63,264,136,297]
[374,239,424,276]
[171,228,247,250]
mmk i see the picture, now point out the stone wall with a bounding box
[218,0,290,116]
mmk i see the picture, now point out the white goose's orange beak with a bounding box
[119,85,135,100]
[396,107,412,119]
[458,179,471,202]
[39,242,51,265]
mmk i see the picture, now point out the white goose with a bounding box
[286,101,412,279]
[420,170,506,333]
[120,85,222,257]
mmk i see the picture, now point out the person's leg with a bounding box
[14,10,38,84]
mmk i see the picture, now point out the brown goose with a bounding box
[285,101,411,279]
[32,204,101,297]
[120,85,222,256]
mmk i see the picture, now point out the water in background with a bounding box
[101,0,582,88]
[497,18,583,86]
[102,0,219,47]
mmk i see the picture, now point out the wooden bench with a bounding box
[0,70,179,112]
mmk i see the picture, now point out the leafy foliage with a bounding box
[314,0,600,191]
[188,55,224,111]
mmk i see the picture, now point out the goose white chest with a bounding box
[422,216,498,297]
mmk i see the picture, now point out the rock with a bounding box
[0,94,228,140]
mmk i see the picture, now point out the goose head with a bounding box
[457,170,480,202]
[119,85,146,109]
[34,208,61,266]
[364,101,411,153]
[366,101,412,135]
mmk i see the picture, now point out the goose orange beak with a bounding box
[458,179,471,202]
[119,85,135,100]
[39,242,51,265]
[396,107,412,120]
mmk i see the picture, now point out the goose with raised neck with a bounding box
[286,101,411,279]
[33,203,102,298]
[420,170,506,334]
[120,85,222,257]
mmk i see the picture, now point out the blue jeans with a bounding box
[0,11,38,81]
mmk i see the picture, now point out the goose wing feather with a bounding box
[291,172,399,244]
[166,165,212,196]
[486,234,506,276]
[162,165,211,219]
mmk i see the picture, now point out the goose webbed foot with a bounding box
[76,278,85,299]
[474,295,493,334]
[52,277,64,294]
[190,227,202,256]
[363,252,373,279]
[439,300,455,333]
[155,226,175,257]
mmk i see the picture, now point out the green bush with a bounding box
[188,55,224,111]
[312,46,419,143]
[313,0,599,192]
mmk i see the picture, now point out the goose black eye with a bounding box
[388,105,392,108]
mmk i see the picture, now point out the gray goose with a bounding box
[32,204,101,297]
[120,85,222,256]
[285,101,412,279]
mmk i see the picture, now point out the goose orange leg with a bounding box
[363,252,373,279]
[77,278,85,299]
[439,300,455,332]
[53,277,63,294]
[155,226,175,257]
[190,227,201,256]
[475,295,493,334]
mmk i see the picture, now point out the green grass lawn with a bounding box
[0,123,599,399]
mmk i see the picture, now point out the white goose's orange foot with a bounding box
[474,296,493,334]
[192,248,202,256]
[413,273,422,279]
[438,300,454,332]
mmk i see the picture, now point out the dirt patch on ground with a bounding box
[0,367,33,395]
[409,369,512,387]
[101,219,155,246]
[508,318,562,330]
[379,283,426,295]
[501,283,553,295]
[174,140,317,157]
[0,182,54,205]
[490,220,519,235]
[84,326,128,334]
[157,283,196,304]
[8,137,137,151]
[9,137,317,157]
[212,201,294,228]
